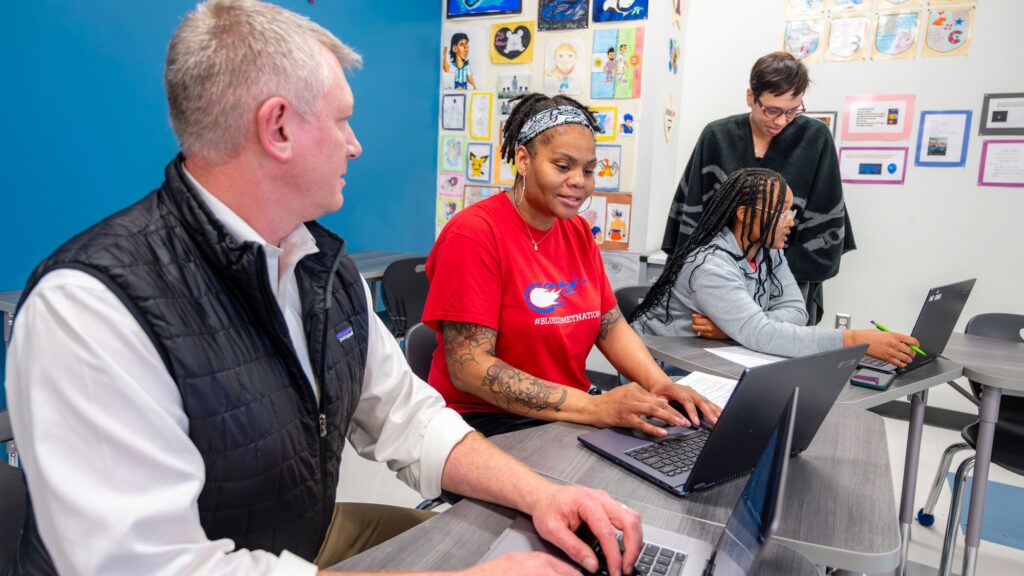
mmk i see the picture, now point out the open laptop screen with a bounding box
[709,388,797,575]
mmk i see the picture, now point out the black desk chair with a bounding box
[916,313,1024,575]
[614,285,650,323]
[404,322,437,382]
[1,410,27,573]
[380,257,429,340]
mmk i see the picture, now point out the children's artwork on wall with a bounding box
[497,70,531,120]
[469,92,493,140]
[578,194,608,244]
[593,0,648,23]
[824,16,869,62]
[878,0,920,7]
[466,142,493,182]
[436,197,464,224]
[439,135,468,172]
[826,0,869,12]
[491,21,534,64]
[785,0,823,16]
[872,10,919,60]
[605,203,630,244]
[915,110,971,167]
[663,94,677,142]
[589,106,617,142]
[595,144,621,191]
[617,104,637,137]
[441,93,466,131]
[672,0,683,28]
[438,172,466,198]
[442,26,485,90]
[922,6,974,58]
[447,0,522,18]
[464,185,501,205]
[496,156,517,184]
[544,39,584,95]
[538,0,590,31]
[805,111,838,138]
[783,18,824,63]
[668,38,680,74]
[590,28,644,99]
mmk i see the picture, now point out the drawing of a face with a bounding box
[455,38,470,62]
[555,45,577,73]
[446,140,462,163]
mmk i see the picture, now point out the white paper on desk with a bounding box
[704,346,785,368]
[674,372,738,408]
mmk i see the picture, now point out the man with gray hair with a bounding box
[5,1,642,574]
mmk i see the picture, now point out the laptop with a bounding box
[858,278,976,374]
[578,345,866,496]
[480,389,798,576]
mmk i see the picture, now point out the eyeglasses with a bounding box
[753,206,797,223]
[754,97,806,120]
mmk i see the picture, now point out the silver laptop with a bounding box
[480,389,798,576]
[858,278,975,374]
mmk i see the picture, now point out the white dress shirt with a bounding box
[6,172,473,576]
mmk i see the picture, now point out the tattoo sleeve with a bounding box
[441,320,568,414]
[598,306,623,341]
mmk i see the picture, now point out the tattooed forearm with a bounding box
[442,321,496,370]
[481,360,568,413]
[598,306,623,341]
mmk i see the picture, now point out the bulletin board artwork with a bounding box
[442,26,486,91]
[593,0,648,22]
[466,142,493,183]
[490,21,534,64]
[922,6,974,58]
[538,0,590,31]
[465,185,502,205]
[447,0,522,18]
[588,192,633,250]
[497,70,531,120]
[440,135,468,172]
[783,18,824,62]
[544,39,585,95]
[590,28,644,100]
[825,15,869,62]
[437,197,464,225]
[595,145,622,191]
[441,93,466,131]
[872,10,920,60]
[589,107,618,142]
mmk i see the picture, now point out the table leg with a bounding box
[961,386,1001,576]
[897,389,927,576]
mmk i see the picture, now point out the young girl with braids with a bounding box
[422,93,721,438]
[632,168,920,367]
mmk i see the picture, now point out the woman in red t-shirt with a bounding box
[423,93,721,437]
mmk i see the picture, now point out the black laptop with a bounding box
[481,389,799,576]
[578,345,866,496]
[858,278,976,374]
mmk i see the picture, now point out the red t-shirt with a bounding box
[422,193,617,415]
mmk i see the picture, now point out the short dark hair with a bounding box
[749,51,809,99]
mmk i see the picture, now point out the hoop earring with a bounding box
[579,196,593,212]
[515,174,526,205]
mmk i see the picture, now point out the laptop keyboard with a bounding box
[581,530,687,576]
[624,434,708,477]
[861,355,897,372]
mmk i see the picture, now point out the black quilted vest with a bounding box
[10,156,367,570]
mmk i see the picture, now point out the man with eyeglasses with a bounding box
[661,51,854,325]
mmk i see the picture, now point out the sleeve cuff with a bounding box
[414,408,475,499]
[822,328,846,352]
[274,551,319,576]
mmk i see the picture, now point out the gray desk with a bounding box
[488,406,900,573]
[939,332,1024,576]
[332,497,821,575]
[642,334,966,574]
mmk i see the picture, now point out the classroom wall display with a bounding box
[878,0,920,7]
[440,135,468,172]
[538,0,590,31]
[447,0,522,18]
[783,18,824,62]
[604,197,632,248]
[824,15,870,61]
[979,93,1024,136]
[496,157,516,184]
[914,110,971,167]
[579,193,608,244]
[805,111,838,137]
[590,28,644,99]
[441,25,485,91]
[490,21,534,64]
[465,185,502,205]
[595,144,622,191]
[922,6,974,58]
[469,92,493,140]
[663,94,677,142]
[668,38,680,74]
[496,70,531,120]
[436,196,464,225]
[672,0,683,28]
[438,173,466,198]
[842,93,915,141]
[593,0,649,22]
[466,142,493,182]
[590,106,617,141]
[978,140,1024,187]
[617,104,638,137]
[872,10,920,60]
[785,0,824,17]
[826,0,870,13]
[441,93,466,130]
[839,146,909,184]
[544,39,585,95]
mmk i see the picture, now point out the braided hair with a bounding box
[631,168,789,324]
[499,93,599,172]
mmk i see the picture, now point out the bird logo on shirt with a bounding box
[524,277,585,314]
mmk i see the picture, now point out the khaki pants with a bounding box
[313,502,436,568]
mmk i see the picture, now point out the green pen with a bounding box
[870,320,927,356]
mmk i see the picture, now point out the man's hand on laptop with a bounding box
[530,484,642,576]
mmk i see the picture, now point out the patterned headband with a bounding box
[516,105,596,146]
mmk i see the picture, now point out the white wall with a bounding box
[655,0,1024,412]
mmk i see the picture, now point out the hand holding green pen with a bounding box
[871,320,927,356]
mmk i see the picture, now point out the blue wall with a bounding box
[0,1,440,407]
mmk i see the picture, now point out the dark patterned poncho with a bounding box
[662,113,855,283]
